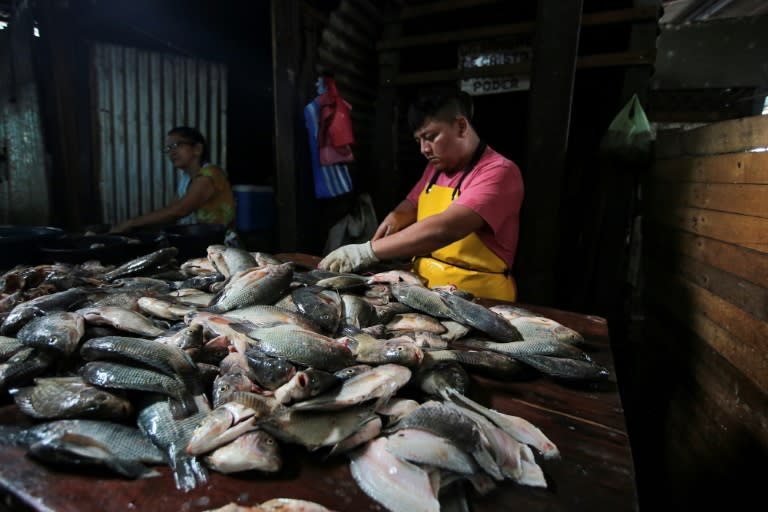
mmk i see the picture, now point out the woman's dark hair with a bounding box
[407,88,474,132]
[168,126,209,162]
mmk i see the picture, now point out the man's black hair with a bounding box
[407,88,474,132]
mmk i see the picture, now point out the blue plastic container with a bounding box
[233,185,276,232]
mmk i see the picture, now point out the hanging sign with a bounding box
[458,44,531,96]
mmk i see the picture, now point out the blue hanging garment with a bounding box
[304,98,353,199]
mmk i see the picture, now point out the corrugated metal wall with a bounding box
[91,43,227,225]
[0,2,50,225]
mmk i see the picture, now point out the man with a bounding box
[318,89,524,301]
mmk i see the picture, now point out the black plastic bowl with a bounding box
[162,223,227,262]
[0,225,65,270]
[39,234,130,265]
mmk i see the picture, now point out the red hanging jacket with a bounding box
[317,77,355,165]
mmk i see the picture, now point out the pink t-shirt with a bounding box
[406,146,524,267]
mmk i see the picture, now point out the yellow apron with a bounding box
[412,158,517,301]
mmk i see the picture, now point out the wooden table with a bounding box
[0,255,638,511]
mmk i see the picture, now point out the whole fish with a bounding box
[289,363,412,411]
[77,305,165,337]
[13,419,165,479]
[207,244,257,278]
[11,375,133,420]
[185,310,259,354]
[224,304,322,332]
[503,315,586,345]
[459,337,591,360]
[342,330,424,367]
[251,252,283,266]
[445,388,560,459]
[514,353,610,381]
[137,297,196,321]
[169,288,217,307]
[79,361,197,415]
[16,311,85,356]
[260,404,377,451]
[390,283,454,319]
[1,287,88,335]
[208,263,294,313]
[247,324,356,372]
[422,350,529,380]
[174,272,226,292]
[80,336,200,388]
[386,313,447,334]
[204,430,282,474]
[436,291,522,342]
[102,247,179,282]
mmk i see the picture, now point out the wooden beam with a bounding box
[271,0,301,251]
[655,115,768,158]
[651,152,768,184]
[377,7,659,50]
[516,0,582,306]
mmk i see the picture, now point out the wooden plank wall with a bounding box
[641,115,768,506]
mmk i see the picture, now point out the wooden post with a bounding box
[271,0,302,251]
[517,0,583,306]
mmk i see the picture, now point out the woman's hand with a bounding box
[109,220,135,233]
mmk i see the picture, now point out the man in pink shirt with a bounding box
[319,89,524,301]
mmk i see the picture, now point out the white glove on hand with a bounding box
[318,241,379,273]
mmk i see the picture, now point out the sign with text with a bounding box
[458,44,531,96]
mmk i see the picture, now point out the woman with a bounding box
[111,127,237,242]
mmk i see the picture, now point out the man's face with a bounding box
[413,117,465,173]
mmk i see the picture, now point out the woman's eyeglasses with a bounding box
[162,141,193,154]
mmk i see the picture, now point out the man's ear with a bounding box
[456,116,469,137]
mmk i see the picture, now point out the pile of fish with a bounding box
[0,245,609,512]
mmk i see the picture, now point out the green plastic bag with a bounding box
[599,93,653,163]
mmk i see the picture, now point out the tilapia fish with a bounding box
[208,263,294,313]
[77,305,165,337]
[102,247,179,282]
[16,311,85,355]
[13,419,165,479]
[207,244,257,278]
[11,375,133,420]
[1,287,88,335]
[247,324,356,371]
[436,290,522,342]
